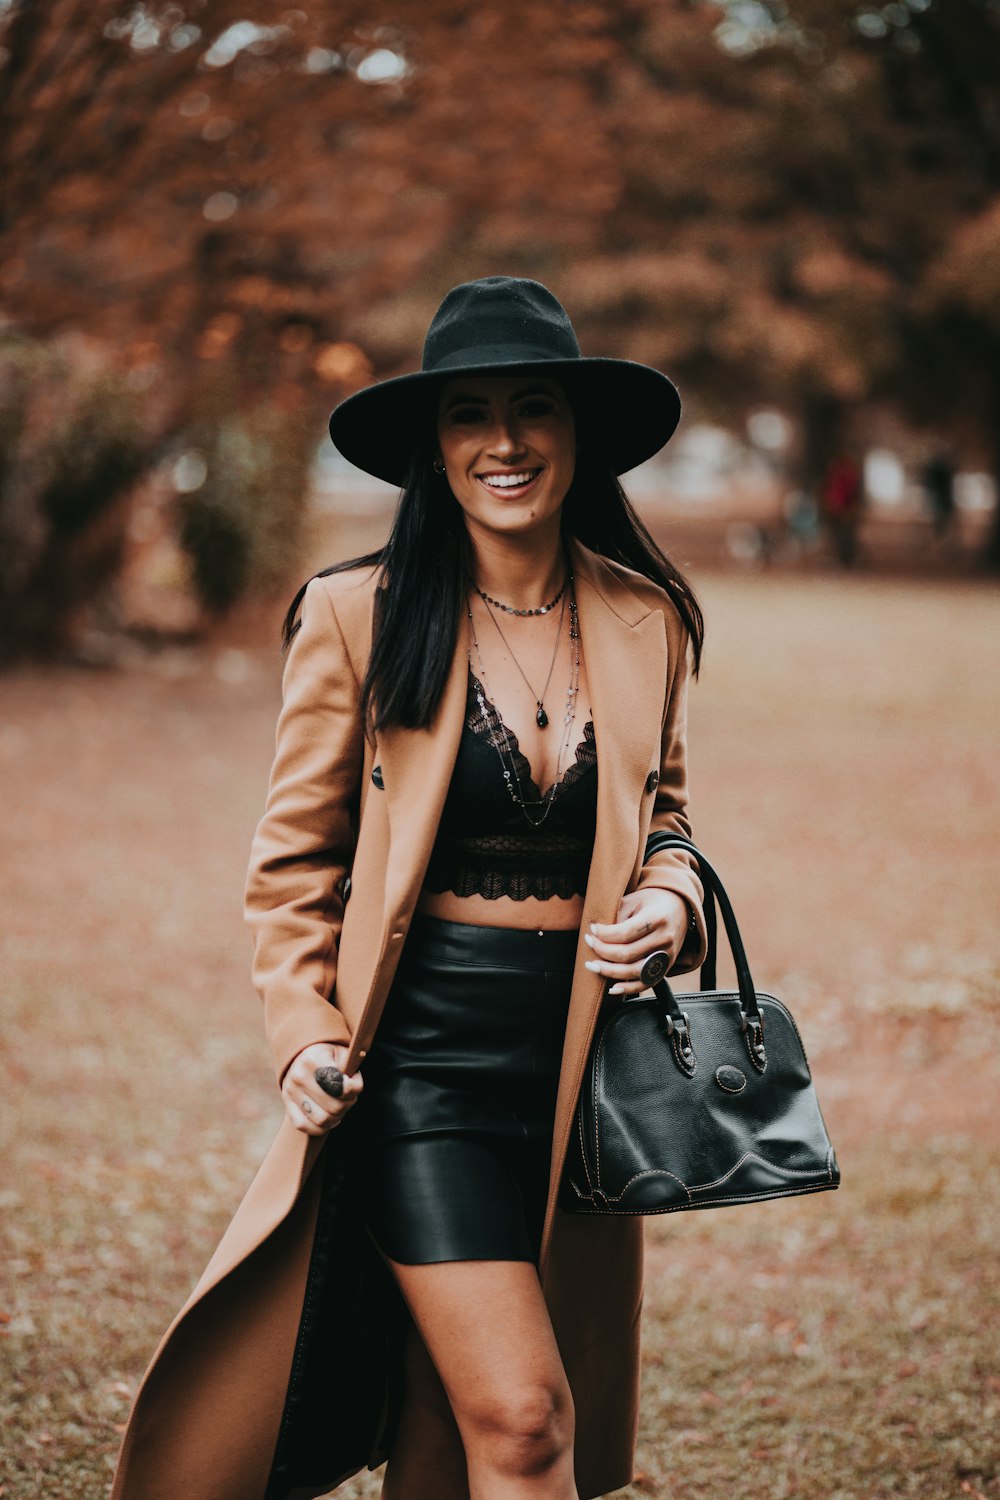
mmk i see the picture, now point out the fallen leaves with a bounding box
[3,580,1000,1500]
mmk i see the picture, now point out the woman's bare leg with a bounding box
[382,1258,579,1500]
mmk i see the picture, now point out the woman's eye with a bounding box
[450,406,486,425]
[518,399,556,419]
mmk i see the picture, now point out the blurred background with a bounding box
[2,0,1000,653]
[1,3,998,1498]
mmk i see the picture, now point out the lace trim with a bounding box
[468,670,596,801]
[425,828,594,899]
[435,866,590,901]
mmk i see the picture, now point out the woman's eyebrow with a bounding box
[511,386,556,402]
[444,385,556,412]
[444,392,489,411]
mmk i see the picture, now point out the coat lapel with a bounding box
[378,637,468,921]
[572,538,668,924]
[540,540,669,1262]
[341,620,469,1069]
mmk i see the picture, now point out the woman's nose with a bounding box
[488,417,524,458]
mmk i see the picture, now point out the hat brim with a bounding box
[328,356,681,487]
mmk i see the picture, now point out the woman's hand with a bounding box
[584,887,691,998]
[282,1042,364,1136]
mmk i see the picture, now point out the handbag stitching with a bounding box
[576,1102,595,1197]
[568,1181,837,1215]
[714,1070,746,1094]
[593,1149,827,1207]
[591,1033,605,1192]
[690,1150,832,1193]
[596,1166,693,1204]
[565,1177,590,1200]
[567,1026,604,1202]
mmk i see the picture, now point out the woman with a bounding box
[111,276,707,1500]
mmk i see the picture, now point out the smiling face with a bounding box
[435,373,576,543]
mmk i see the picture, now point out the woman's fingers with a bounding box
[283,1041,364,1135]
[585,930,664,964]
[584,955,648,980]
[284,1094,332,1136]
[283,1086,353,1135]
[590,912,657,945]
[585,891,691,990]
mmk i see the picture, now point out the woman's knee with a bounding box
[464,1380,575,1478]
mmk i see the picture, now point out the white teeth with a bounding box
[481,471,537,489]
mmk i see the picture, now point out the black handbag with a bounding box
[562,833,840,1215]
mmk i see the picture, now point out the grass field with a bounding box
[2,569,998,1499]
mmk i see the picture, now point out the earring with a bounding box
[433,458,445,474]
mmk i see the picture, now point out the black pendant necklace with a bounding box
[478,586,567,728]
[467,588,580,827]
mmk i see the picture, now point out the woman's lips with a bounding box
[475,467,543,499]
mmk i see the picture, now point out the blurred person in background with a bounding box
[821,451,864,568]
[921,449,957,540]
[111,277,708,1500]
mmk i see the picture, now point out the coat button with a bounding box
[645,770,659,794]
[371,764,384,790]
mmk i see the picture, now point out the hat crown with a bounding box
[422,276,582,374]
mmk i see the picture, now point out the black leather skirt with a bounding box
[356,915,578,1265]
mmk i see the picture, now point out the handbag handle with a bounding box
[642,832,765,1045]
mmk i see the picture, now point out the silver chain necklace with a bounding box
[479,586,567,729]
[467,588,580,828]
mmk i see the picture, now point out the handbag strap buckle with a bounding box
[740,1010,767,1072]
[666,1011,697,1077]
[642,952,698,1077]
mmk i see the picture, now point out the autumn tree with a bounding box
[0,0,622,655]
[567,0,1000,505]
[2,0,998,660]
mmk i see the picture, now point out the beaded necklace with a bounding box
[475,579,567,617]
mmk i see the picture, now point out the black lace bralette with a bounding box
[423,670,598,902]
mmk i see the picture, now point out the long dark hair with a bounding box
[283,439,704,735]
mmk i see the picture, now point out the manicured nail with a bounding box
[584,933,595,948]
[589,922,598,933]
[609,983,624,994]
[584,960,600,972]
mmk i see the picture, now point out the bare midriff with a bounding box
[416,887,585,932]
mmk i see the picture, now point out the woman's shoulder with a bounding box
[577,546,689,642]
[303,560,379,628]
[288,562,380,679]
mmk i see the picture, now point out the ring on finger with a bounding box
[315,1065,345,1100]
[301,1097,313,1116]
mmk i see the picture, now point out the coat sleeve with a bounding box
[244,577,364,1083]
[634,620,709,976]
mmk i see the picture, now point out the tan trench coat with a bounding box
[110,537,707,1500]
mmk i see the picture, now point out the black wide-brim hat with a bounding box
[328,275,681,486]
